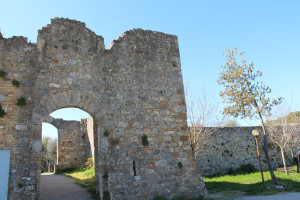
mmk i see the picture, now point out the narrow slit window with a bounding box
[133,160,137,176]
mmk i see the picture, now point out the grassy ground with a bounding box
[204,166,300,196]
[61,167,97,199]
[59,166,300,199]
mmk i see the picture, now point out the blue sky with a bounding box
[1,1,299,137]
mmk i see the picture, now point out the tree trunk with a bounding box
[262,134,281,184]
[290,149,294,158]
[48,162,50,173]
[280,147,288,175]
[257,107,282,185]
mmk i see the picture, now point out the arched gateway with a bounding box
[0,18,207,199]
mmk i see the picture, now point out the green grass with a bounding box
[204,166,300,196]
[60,166,300,199]
[62,167,97,199]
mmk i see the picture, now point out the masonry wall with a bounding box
[0,37,41,199]
[196,127,294,176]
[82,116,95,162]
[0,18,207,200]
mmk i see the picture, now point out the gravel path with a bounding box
[234,192,300,200]
[40,173,94,200]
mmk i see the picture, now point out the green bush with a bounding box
[103,190,110,200]
[55,167,77,174]
[178,162,183,170]
[142,135,149,146]
[228,163,257,175]
[236,163,256,173]
[0,104,6,117]
[16,96,26,106]
[0,70,6,77]
[153,195,168,200]
[104,130,109,137]
[12,79,20,87]
[85,157,94,168]
[102,172,108,180]
[173,196,205,200]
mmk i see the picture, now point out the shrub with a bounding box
[104,130,109,137]
[173,196,205,200]
[55,167,77,174]
[0,104,6,117]
[103,190,110,200]
[153,195,168,200]
[228,163,257,175]
[102,172,108,180]
[16,96,26,106]
[178,162,183,170]
[0,70,6,77]
[12,79,20,87]
[236,163,256,173]
[142,135,149,146]
[85,157,94,168]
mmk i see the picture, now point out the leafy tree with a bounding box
[224,119,239,127]
[217,48,283,185]
[42,137,57,172]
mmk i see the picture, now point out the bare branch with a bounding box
[185,85,225,159]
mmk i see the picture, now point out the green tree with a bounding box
[42,137,57,172]
[224,119,239,127]
[217,48,283,185]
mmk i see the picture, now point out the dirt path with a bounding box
[40,173,94,200]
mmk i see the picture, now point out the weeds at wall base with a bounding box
[103,190,110,200]
[152,195,205,200]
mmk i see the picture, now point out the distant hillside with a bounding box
[266,111,300,125]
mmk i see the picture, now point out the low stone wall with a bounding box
[196,126,294,176]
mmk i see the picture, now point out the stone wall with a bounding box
[82,116,95,162]
[0,18,207,200]
[196,127,294,176]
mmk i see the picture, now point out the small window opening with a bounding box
[133,160,137,176]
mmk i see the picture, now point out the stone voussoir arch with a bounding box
[35,90,106,123]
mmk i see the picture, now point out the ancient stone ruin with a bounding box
[0,18,207,199]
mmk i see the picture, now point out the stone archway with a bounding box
[0,18,208,200]
[43,115,94,171]
[33,91,103,197]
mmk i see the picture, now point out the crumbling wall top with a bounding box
[37,18,104,53]
[108,28,178,52]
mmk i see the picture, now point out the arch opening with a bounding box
[41,123,58,173]
[40,107,98,199]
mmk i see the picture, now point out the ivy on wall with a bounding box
[0,104,6,117]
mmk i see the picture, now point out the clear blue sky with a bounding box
[1,1,299,136]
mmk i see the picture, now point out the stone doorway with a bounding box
[40,107,97,198]
[36,104,100,198]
